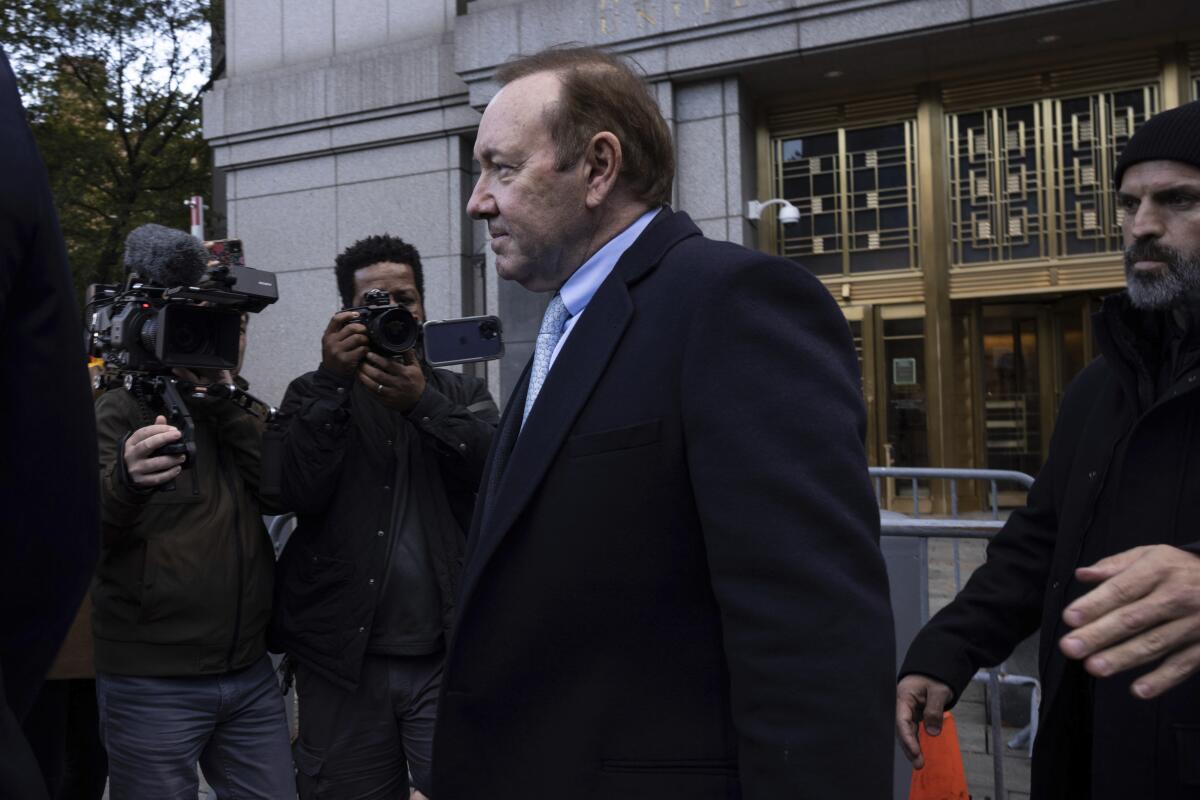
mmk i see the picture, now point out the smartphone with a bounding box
[423,315,504,366]
[205,238,246,269]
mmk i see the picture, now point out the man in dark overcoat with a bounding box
[432,46,895,800]
[0,49,100,799]
[898,99,1200,800]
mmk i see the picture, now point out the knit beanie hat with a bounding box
[1114,100,1200,188]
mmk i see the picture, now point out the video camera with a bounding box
[86,227,279,486]
[87,239,276,375]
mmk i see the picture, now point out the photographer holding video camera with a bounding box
[89,224,295,799]
[271,234,498,800]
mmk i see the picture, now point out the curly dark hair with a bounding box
[334,234,425,308]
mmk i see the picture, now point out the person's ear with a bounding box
[583,132,622,210]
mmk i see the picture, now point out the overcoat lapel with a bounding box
[462,358,530,569]
[457,277,634,607]
[457,208,702,613]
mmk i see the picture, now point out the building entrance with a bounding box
[845,294,1102,509]
[849,304,931,510]
[977,296,1096,481]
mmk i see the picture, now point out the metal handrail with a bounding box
[882,518,1006,537]
[871,466,1035,521]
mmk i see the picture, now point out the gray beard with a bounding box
[1124,243,1200,311]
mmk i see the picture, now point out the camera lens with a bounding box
[168,319,210,354]
[139,313,161,354]
[370,307,418,354]
[154,304,240,368]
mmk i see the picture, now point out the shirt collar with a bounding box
[559,207,660,317]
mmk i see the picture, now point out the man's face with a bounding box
[467,72,592,292]
[1119,159,1200,310]
[352,261,425,323]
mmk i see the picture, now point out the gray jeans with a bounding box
[96,655,296,800]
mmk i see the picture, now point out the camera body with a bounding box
[346,288,421,356]
[87,260,278,373]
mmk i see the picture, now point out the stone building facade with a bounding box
[205,0,1199,492]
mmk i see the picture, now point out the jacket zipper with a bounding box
[374,442,403,607]
[1167,400,1197,541]
[218,445,245,671]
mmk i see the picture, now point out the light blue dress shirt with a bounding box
[548,206,661,369]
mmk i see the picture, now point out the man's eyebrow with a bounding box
[1117,182,1200,201]
[1154,182,1200,195]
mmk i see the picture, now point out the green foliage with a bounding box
[1,0,215,297]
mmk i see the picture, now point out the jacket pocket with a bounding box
[143,467,206,506]
[568,419,661,458]
[601,758,738,776]
[280,545,356,642]
[1176,724,1200,786]
[137,538,161,624]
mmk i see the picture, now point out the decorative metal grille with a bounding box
[948,103,1046,264]
[1054,87,1157,255]
[948,84,1158,266]
[773,121,918,276]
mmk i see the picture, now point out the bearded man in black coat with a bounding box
[898,100,1200,800]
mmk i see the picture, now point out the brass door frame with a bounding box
[975,295,1097,476]
[876,303,929,511]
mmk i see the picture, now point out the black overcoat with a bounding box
[902,294,1200,800]
[432,208,895,799]
[0,50,99,714]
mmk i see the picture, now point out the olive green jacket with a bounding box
[91,386,275,677]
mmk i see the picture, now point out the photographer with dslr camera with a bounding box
[272,234,498,800]
[91,224,295,799]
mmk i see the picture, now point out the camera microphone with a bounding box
[124,223,209,287]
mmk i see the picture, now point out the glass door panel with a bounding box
[981,307,1042,478]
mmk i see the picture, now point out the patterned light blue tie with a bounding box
[522,293,569,426]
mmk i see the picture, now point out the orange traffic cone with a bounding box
[909,711,969,800]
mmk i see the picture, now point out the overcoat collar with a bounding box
[457,207,702,610]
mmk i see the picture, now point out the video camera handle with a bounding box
[205,382,278,423]
[129,375,197,494]
[114,373,278,493]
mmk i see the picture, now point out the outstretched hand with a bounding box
[1060,544,1200,699]
[895,674,954,770]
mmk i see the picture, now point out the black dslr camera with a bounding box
[347,288,421,356]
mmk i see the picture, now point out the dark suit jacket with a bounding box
[432,208,894,799]
[0,50,99,720]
